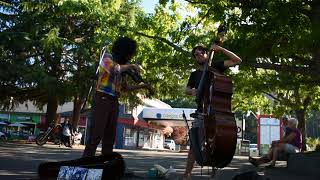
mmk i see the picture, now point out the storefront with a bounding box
[141,108,197,149]
[0,112,41,140]
[59,110,165,150]
[141,107,196,127]
[0,114,9,133]
[115,116,164,150]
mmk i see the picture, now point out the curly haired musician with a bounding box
[82,37,150,157]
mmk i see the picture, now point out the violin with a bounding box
[121,68,154,96]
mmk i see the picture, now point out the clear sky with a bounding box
[140,0,158,14]
[140,0,196,17]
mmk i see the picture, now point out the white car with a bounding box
[164,139,176,150]
[249,144,259,157]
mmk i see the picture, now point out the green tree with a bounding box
[150,0,320,150]
[0,0,144,128]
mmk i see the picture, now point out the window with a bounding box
[124,127,137,147]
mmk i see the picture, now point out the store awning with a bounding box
[8,123,26,127]
[0,121,8,125]
[142,108,196,121]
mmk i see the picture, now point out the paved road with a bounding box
[0,143,316,180]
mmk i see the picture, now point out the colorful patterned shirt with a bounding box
[96,54,121,97]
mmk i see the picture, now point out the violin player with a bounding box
[82,37,151,158]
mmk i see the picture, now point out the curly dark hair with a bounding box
[191,44,208,58]
[112,37,137,64]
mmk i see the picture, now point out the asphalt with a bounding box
[0,142,318,180]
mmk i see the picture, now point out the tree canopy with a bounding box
[1,0,319,147]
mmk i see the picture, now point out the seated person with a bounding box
[249,118,302,167]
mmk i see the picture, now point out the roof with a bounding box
[3,101,74,114]
[136,94,171,109]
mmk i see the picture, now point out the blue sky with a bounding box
[141,0,158,13]
[140,0,198,18]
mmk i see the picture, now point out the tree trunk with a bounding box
[45,95,58,127]
[295,109,307,151]
[311,1,320,79]
[72,96,84,130]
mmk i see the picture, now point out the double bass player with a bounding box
[183,42,242,179]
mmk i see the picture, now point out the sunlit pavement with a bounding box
[0,142,317,180]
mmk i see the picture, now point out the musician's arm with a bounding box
[121,79,151,92]
[210,44,242,67]
[281,132,296,144]
[119,64,140,73]
[126,84,151,91]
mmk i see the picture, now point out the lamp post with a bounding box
[242,113,245,141]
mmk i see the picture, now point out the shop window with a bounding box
[121,104,132,114]
[0,113,9,121]
[124,127,137,147]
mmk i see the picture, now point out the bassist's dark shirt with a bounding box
[187,61,227,89]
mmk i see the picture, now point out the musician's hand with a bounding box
[191,89,197,96]
[130,64,141,73]
[143,83,154,96]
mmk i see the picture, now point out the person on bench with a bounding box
[249,118,302,168]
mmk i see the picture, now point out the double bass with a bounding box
[190,25,237,168]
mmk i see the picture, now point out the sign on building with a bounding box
[142,108,197,120]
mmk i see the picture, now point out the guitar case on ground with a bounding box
[38,152,125,180]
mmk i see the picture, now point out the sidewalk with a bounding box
[219,156,319,180]
[2,142,318,180]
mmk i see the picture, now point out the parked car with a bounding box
[164,139,176,150]
[0,132,7,142]
[249,144,259,157]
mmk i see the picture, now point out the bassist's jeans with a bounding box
[184,116,204,177]
[82,91,119,157]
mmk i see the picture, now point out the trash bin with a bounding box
[240,140,250,156]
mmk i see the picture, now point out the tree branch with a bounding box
[263,91,296,107]
[184,0,211,5]
[243,61,311,74]
[134,31,191,56]
[262,91,281,102]
[194,6,213,28]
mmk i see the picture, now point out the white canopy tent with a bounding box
[0,121,8,125]
[8,123,27,127]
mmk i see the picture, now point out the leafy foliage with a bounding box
[1,0,320,145]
